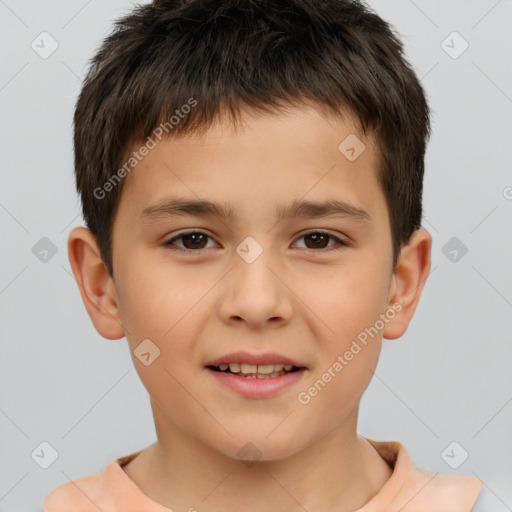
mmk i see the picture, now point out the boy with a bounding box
[43,0,484,510]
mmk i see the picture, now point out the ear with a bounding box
[67,227,125,340]
[383,228,432,340]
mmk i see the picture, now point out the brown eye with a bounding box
[303,233,330,249]
[294,231,348,251]
[164,231,216,252]
[180,232,208,249]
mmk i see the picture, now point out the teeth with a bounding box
[228,362,241,373]
[256,364,275,374]
[216,362,298,377]
[240,363,258,374]
[241,371,285,379]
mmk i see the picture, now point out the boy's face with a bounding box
[96,104,424,461]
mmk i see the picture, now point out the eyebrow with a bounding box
[140,197,371,223]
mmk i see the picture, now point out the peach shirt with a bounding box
[43,438,483,511]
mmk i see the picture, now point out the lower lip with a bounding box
[206,368,307,398]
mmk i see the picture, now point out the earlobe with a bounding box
[67,227,125,340]
[383,228,432,340]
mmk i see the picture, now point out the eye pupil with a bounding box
[305,233,329,249]
[183,233,207,249]
[167,231,344,253]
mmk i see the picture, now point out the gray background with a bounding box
[1,0,511,510]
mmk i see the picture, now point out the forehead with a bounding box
[118,104,385,226]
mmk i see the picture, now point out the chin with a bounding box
[213,432,307,465]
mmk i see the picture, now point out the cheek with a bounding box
[115,259,212,390]
[297,326,383,433]
[305,259,390,347]
[297,257,388,409]
[116,254,208,340]
[115,263,207,414]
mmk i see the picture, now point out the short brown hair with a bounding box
[74,0,430,276]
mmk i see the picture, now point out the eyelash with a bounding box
[163,230,350,255]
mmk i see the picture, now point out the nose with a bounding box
[217,249,293,331]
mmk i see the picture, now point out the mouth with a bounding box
[204,352,307,396]
[206,362,303,379]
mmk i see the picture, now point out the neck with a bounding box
[123,404,392,512]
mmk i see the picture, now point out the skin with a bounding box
[68,103,432,512]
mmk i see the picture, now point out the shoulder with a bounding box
[42,452,142,511]
[470,485,494,511]
[42,472,102,512]
[363,438,483,512]
[402,467,483,511]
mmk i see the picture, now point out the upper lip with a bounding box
[205,351,307,368]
